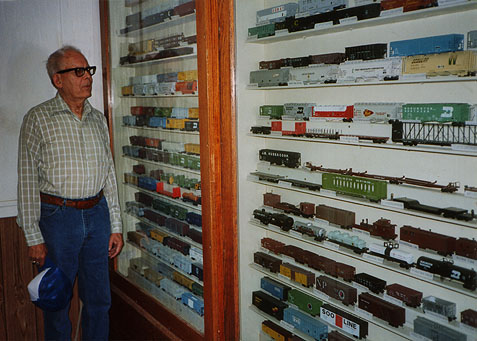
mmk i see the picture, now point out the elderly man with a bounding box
[17,45,123,340]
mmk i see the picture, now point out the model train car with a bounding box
[422,295,456,321]
[320,303,368,339]
[385,283,422,308]
[358,292,406,327]
[283,307,328,340]
[316,275,357,306]
[413,316,467,341]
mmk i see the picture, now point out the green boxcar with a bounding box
[402,103,471,123]
[287,289,323,317]
[169,153,181,166]
[179,154,188,169]
[187,156,201,170]
[192,282,203,297]
[322,173,387,202]
[154,107,172,117]
[170,204,188,220]
[152,199,171,215]
[248,23,275,39]
[260,105,284,119]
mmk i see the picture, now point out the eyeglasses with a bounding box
[56,66,96,77]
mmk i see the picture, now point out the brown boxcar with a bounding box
[252,290,288,321]
[461,308,477,328]
[127,231,146,246]
[316,275,357,306]
[315,204,355,228]
[358,292,406,327]
[261,237,285,254]
[281,245,307,264]
[328,330,354,341]
[400,225,456,256]
[280,262,315,288]
[386,283,422,308]
[263,192,281,207]
[456,238,477,260]
[254,251,282,273]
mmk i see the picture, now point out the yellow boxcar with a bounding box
[188,107,199,119]
[184,143,200,155]
[150,228,169,244]
[166,118,187,130]
[279,264,292,279]
[402,51,477,77]
[173,271,194,290]
[178,69,198,81]
[261,321,289,341]
[144,268,163,287]
[121,85,133,96]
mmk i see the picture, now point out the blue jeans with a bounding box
[39,196,111,341]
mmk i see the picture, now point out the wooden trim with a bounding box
[99,0,115,157]
[196,1,239,340]
[110,271,202,340]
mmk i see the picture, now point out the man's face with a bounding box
[54,51,93,101]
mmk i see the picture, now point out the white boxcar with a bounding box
[353,102,403,123]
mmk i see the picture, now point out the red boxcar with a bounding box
[386,283,422,308]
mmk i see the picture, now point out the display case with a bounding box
[100,0,238,339]
[236,1,477,340]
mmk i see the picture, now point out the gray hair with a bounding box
[46,45,83,80]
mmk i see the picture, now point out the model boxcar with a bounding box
[358,292,406,327]
[456,238,477,260]
[287,288,323,316]
[461,308,477,328]
[252,290,288,320]
[386,283,422,308]
[250,69,290,87]
[390,34,464,57]
[261,276,291,301]
[144,268,163,287]
[316,275,357,306]
[320,303,368,339]
[281,245,307,264]
[422,296,456,321]
[248,23,276,39]
[298,0,346,15]
[254,251,282,273]
[402,103,472,123]
[354,273,386,294]
[337,58,401,83]
[191,262,203,281]
[280,262,315,288]
[315,204,355,229]
[256,3,298,25]
[261,320,294,341]
[181,292,204,316]
[345,43,387,61]
[283,307,328,340]
[400,225,456,256]
[259,149,301,168]
[161,278,186,300]
[414,316,466,341]
[261,237,286,254]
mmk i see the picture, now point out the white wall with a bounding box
[0,0,104,218]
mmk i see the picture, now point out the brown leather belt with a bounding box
[40,190,103,210]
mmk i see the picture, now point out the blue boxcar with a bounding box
[157,72,178,83]
[181,292,204,316]
[283,307,328,340]
[138,176,157,191]
[186,212,202,227]
[390,34,464,57]
[123,115,137,126]
[260,276,291,301]
[148,116,167,128]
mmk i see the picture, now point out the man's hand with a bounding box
[109,233,124,259]
[29,243,48,267]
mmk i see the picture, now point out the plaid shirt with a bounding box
[17,93,122,246]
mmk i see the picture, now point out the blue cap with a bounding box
[27,257,73,312]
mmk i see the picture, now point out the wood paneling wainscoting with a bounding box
[0,216,81,340]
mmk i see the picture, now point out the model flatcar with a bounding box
[394,197,474,221]
[252,290,288,320]
[259,149,301,168]
[413,316,467,341]
[354,273,386,294]
[461,308,477,328]
[254,251,282,273]
[416,256,477,291]
[320,303,368,339]
[358,292,406,327]
[283,307,328,340]
[422,295,456,321]
[316,275,357,306]
[386,283,422,308]
[261,276,291,301]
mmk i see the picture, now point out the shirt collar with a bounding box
[52,92,93,119]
